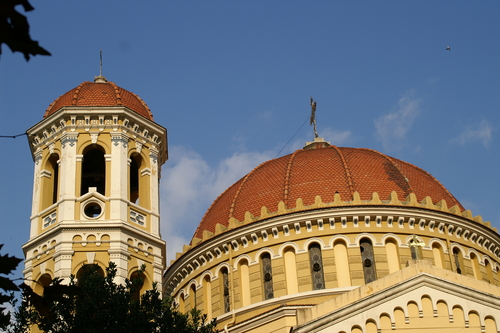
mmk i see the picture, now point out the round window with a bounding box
[83,202,102,218]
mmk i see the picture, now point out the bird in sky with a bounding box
[446,45,451,50]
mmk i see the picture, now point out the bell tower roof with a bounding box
[44,79,154,120]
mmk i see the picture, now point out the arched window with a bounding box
[432,243,445,269]
[41,154,59,209]
[239,259,250,306]
[485,316,498,333]
[81,146,106,195]
[48,154,59,205]
[360,238,377,283]
[470,253,481,280]
[130,270,146,302]
[365,320,378,333]
[190,284,197,309]
[284,247,298,294]
[129,154,140,203]
[220,267,230,313]
[452,306,465,327]
[76,264,105,286]
[178,292,185,313]
[261,253,273,300]
[34,273,52,296]
[486,260,494,284]
[202,275,212,320]
[334,240,351,287]
[309,243,325,290]
[385,239,400,274]
[453,248,464,274]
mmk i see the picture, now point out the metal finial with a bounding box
[310,97,318,138]
[94,50,107,83]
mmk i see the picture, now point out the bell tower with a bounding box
[22,76,168,295]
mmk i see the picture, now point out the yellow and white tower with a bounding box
[23,76,167,295]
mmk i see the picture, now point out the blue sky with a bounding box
[1,1,499,273]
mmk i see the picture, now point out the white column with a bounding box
[149,147,160,236]
[108,241,130,284]
[109,132,129,221]
[29,148,43,238]
[58,132,78,222]
[53,237,74,284]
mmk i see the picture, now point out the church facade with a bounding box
[164,139,500,332]
[23,79,500,332]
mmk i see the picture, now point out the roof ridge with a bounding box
[283,150,300,206]
[110,81,122,106]
[71,81,87,106]
[127,88,154,120]
[330,146,355,197]
[228,159,270,220]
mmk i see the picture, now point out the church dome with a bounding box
[192,145,464,241]
[44,77,153,120]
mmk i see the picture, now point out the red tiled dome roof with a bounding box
[192,146,464,240]
[44,80,153,120]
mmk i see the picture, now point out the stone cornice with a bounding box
[164,204,500,296]
[26,107,167,164]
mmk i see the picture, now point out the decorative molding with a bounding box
[47,142,55,155]
[34,149,43,165]
[165,202,500,296]
[40,169,52,179]
[111,134,128,148]
[86,252,96,264]
[40,262,47,275]
[61,132,78,148]
[136,141,143,154]
[90,132,99,144]
[141,168,152,177]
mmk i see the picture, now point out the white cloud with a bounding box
[320,128,353,146]
[453,119,493,147]
[374,90,421,152]
[160,146,273,263]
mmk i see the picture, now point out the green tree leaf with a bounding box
[0,0,51,61]
[9,262,218,333]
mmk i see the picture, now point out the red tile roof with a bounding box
[192,146,464,241]
[44,81,153,120]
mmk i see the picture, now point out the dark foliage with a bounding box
[0,0,50,60]
[0,244,22,330]
[7,262,217,333]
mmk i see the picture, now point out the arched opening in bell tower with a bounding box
[81,146,106,196]
[130,153,141,204]
[41,153,60,209]
[130,270,146,302]
[34,273,52,296]
[76,264,105,285]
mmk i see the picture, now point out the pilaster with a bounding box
[149,147,160,236]
[108,243,130,285]
[58,132,79,222]
[110,132,129,221]
[53,248,75,284]
[30,148,43,237]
